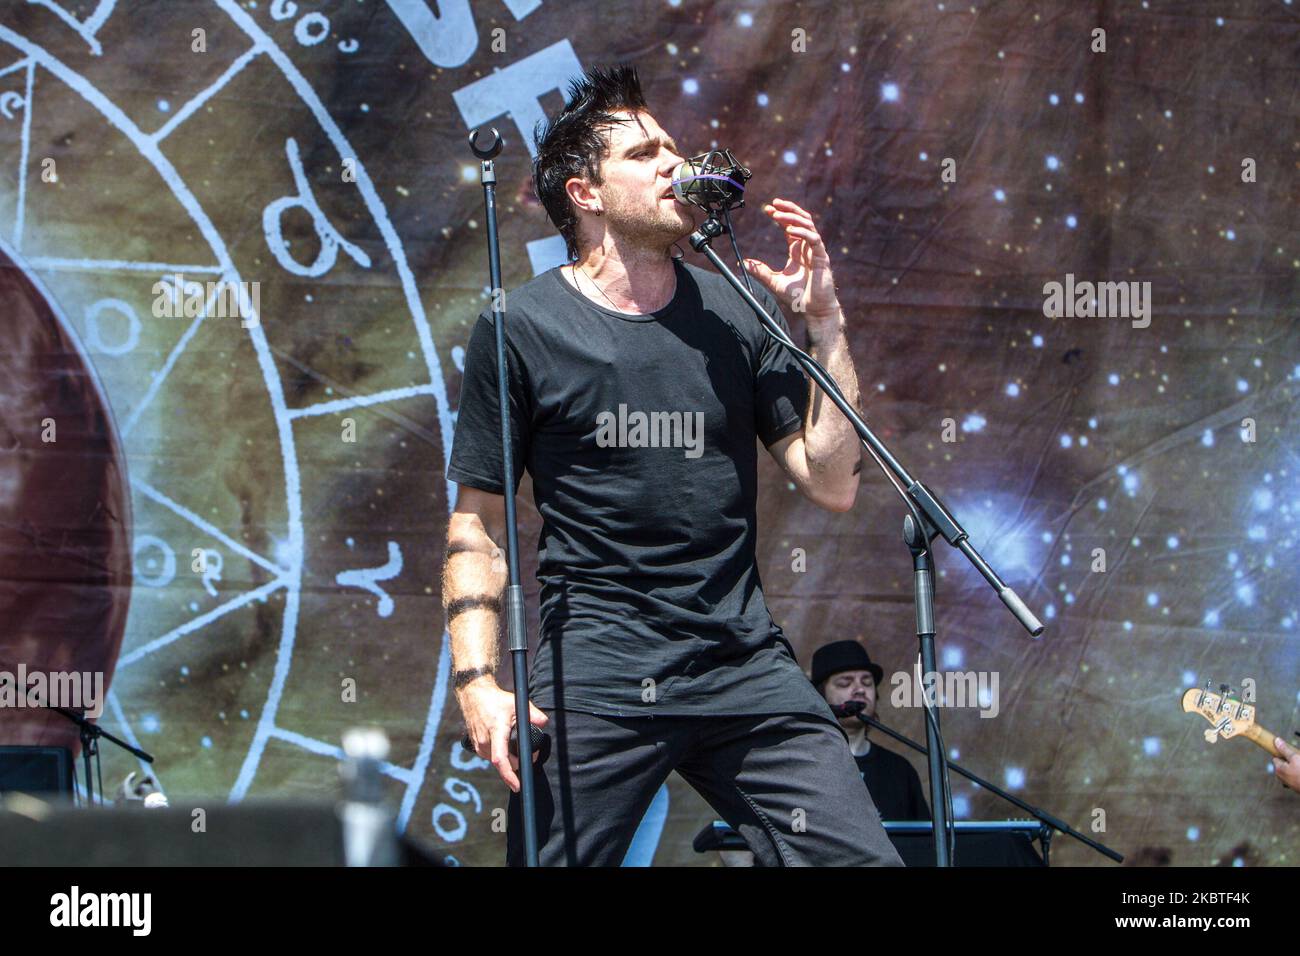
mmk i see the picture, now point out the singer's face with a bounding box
[825,670,878,728]
[593,110,696,246]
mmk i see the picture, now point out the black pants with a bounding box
[506,709,904,867]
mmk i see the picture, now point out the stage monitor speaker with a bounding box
[0,801,444,866]
[0,746,74,798]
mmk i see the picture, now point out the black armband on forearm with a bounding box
[445,540,490,558]
[445,594,502,621]
[453,665,495,689]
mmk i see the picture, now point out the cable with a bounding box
[914,651,957,864]
[925,552,957,864]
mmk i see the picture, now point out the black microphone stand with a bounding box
[688,210,1045,867]
[467,127,542,866]
[52,706,153,807]
[849,709,1123,864]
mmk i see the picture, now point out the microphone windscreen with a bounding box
[671,159,702,205]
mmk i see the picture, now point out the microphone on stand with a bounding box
[830,700,867,719]
[671,148,752,212]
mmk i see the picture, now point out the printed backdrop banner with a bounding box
[0,0,1296,867]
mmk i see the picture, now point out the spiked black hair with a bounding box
[532,64,649,261]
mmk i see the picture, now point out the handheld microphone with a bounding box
[830,700,867,719]
[461,723,552,764]
[671,148,752,212]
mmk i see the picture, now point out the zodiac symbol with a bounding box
[335,541,402,617]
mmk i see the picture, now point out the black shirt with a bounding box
[855,744,931,821]
[446,257,835,723]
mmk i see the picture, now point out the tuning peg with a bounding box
[1203,729,1217,744]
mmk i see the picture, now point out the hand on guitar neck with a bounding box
[1274,737,1300,791]
[1180,683,1299,791]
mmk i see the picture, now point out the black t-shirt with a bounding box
[446,257,836,723]
[855,744,931,821]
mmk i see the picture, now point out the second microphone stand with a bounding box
[468,127,542,866]
[52,706,154,806]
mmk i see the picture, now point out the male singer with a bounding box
[442,63,901,866]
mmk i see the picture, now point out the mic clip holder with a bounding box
[689,214,728,246]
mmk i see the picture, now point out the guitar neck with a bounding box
[1240,721,1281,757]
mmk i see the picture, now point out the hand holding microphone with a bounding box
[461,724,552,766]
[456,678,551,792]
